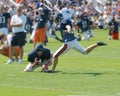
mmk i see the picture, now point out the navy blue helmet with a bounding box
[35,44,43,52]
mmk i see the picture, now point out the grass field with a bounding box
[0,29,120,96]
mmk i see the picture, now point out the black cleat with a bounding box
[97,41,107,46]
[41,70,53,73]
[29,40,33,43]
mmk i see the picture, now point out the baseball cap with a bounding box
[38,7,43,11]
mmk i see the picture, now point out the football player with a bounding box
[24,44,52,72]
[0,6,11,35]
[48,19,107,73]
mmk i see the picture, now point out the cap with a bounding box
[38,7,43,11]
[35,44,43,52]
[36,3,40,8]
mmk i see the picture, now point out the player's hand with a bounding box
[34,58,40,64]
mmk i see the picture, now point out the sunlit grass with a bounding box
[0,29,120,96]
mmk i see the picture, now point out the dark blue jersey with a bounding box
[60,19,76,42]
[28,50,38,63]
[28,48,51,63]
[25,17,33,32]
[43,8,51,20]
[76,16,89,32]
[0,12,11,28]
[40,48,51,62]
[109,21,119,32]
[36,14,47,28]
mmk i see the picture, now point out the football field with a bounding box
[0,29,120,96]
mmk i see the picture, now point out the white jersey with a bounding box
[60,8,74,20]
[10,14,27,33]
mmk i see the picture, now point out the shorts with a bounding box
[11,32,26,47]
[33,27,46,43]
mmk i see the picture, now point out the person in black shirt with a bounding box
[32,7,47,48]
[108,17,119,40]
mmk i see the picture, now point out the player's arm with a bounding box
[31,58,40,68]
[23,58,40,72]
[10,22,22,27]
[10,17,22,27]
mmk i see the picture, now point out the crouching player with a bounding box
[0,33,19,62]
[24,44,52,72]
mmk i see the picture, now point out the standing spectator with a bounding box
[98,13,105,29]
[0,6,11,35]
[48,19,107,73]
[32,7,47,48]
[108,17,119,40]
[6,6,27,64]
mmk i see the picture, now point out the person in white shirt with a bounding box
[6,6,27,64]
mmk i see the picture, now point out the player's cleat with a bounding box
[41,70,53,73]
[18,59,22,64]
[97,41,107,46]
[6,59,13,64]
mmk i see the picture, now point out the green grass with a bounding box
[1,29,120,96]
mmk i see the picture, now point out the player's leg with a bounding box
[51,43,69,72]
[0,48,9,57]
[82,31,89,40]
[13,47,19,62]
[88,30,95,37]
[73,39,107,54]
